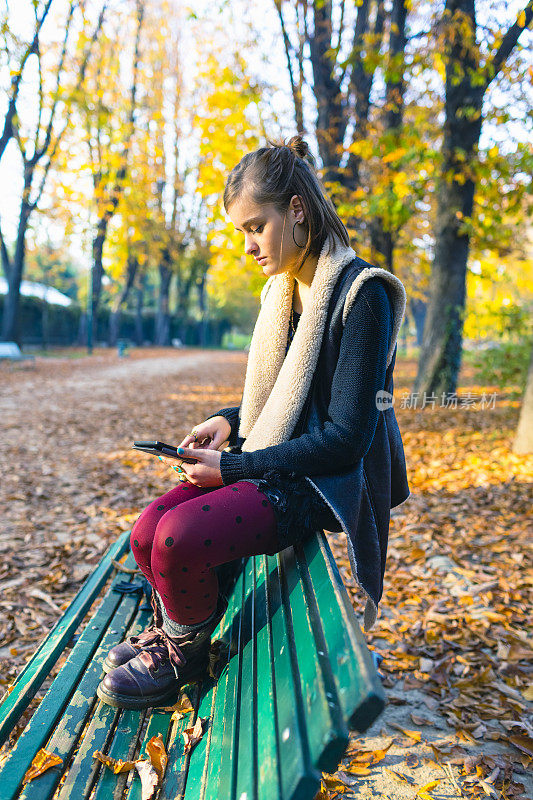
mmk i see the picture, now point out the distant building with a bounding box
[0,277,72,307]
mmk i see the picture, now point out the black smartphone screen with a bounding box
[132,441,197,463]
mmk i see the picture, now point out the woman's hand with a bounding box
[173,417,232,487]
[177,417,231,452]
[175,446,224,488]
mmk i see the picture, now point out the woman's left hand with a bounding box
[176,447,224,488]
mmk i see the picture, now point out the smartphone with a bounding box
[132,440,198,464]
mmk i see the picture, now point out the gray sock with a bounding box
[156,590,219,637]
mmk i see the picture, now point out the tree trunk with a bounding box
[77,312,87,346]
[134,281,144,345]
[513,343,533,454]
[414,0,532,395]
[87,1,144,349]
[91,218,107,318]
[410,297,427,347]
[1,194,31,343]
[108,309,121,347]
[108,254,138,345]
[308,1,346,184]
[367,0,407,268]
[155,256,172,346]
[413,0,484,396]
[197,272,208,347]
[369,223,393,272]
[41,290,49,350]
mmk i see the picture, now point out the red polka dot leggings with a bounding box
[130,480,280,626]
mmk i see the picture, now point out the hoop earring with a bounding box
[292,221,306,248]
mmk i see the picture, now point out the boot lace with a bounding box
[130,626,194,673]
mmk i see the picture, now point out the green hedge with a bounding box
[0,294,231,347]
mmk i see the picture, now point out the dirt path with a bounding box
[0,348,531,799]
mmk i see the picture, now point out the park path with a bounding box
[0,348,530,799]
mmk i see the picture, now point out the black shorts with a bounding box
[239,469,341,554]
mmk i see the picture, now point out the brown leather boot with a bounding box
[102,587,164,673]
[96,593,228,710]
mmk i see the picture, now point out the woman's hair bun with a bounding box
[265,134,311,161]
[286,135,309,159]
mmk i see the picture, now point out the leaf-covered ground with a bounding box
[0,347,531,799]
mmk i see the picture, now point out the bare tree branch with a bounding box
[482,0,533,91]
[332,0,346,63]
[35,39,45,151]
[102,0,144,227]
[0,0,54,161]
[273,0,304,132]
[0,218,11,280]
[30,3,108,211]
[339,0,371,89]
[32,0,77,166]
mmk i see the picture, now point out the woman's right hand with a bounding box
[177,416,232,452]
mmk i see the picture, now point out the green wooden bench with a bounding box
[0,527,385,800]
[0,342,35,365]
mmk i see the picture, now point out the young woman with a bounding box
[97,135,409,710]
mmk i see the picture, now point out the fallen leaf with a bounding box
[93,750,138,774]
[416,779,441,798]
[384,768,416,784]
[182,716,207,754]
[411,713,432,726]
[111,558,141,574]
[162,691,194,720]
[477,777,501,798]
[146,734,167,782]
[27,588,61,613]
[348,740,393,768]
[389,724,422,742]
[135,759,159,800]
[507,735,533,757]
[22,748,63,783]
[522,685,533,702]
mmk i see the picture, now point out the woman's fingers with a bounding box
[178,433,213,450]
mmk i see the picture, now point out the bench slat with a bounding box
[0,530,130,749]
[156,575,243,800]
[255,554,283,800]
[124,711,173,800]
[180,562,238,800]
[213,560,246,799]
[88,599,157,800]
[266,552,321,800]
[235,554,256,799]
[55,594,152,800]
[55,700,119,798]
[158,684,201,800]
[296,535,362,725]
[18,588,145,800]
[90,708,146,800]
[279,545,349,773]
[312,534,385,732]
[191,558,245,800]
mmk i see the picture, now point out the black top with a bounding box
[285,308,301,354]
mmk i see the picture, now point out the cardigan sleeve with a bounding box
[218,276,393,485]
[204,406,241,447]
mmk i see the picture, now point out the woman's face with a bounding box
[227,191,306,278]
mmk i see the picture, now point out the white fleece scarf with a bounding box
[238,234,407,452]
